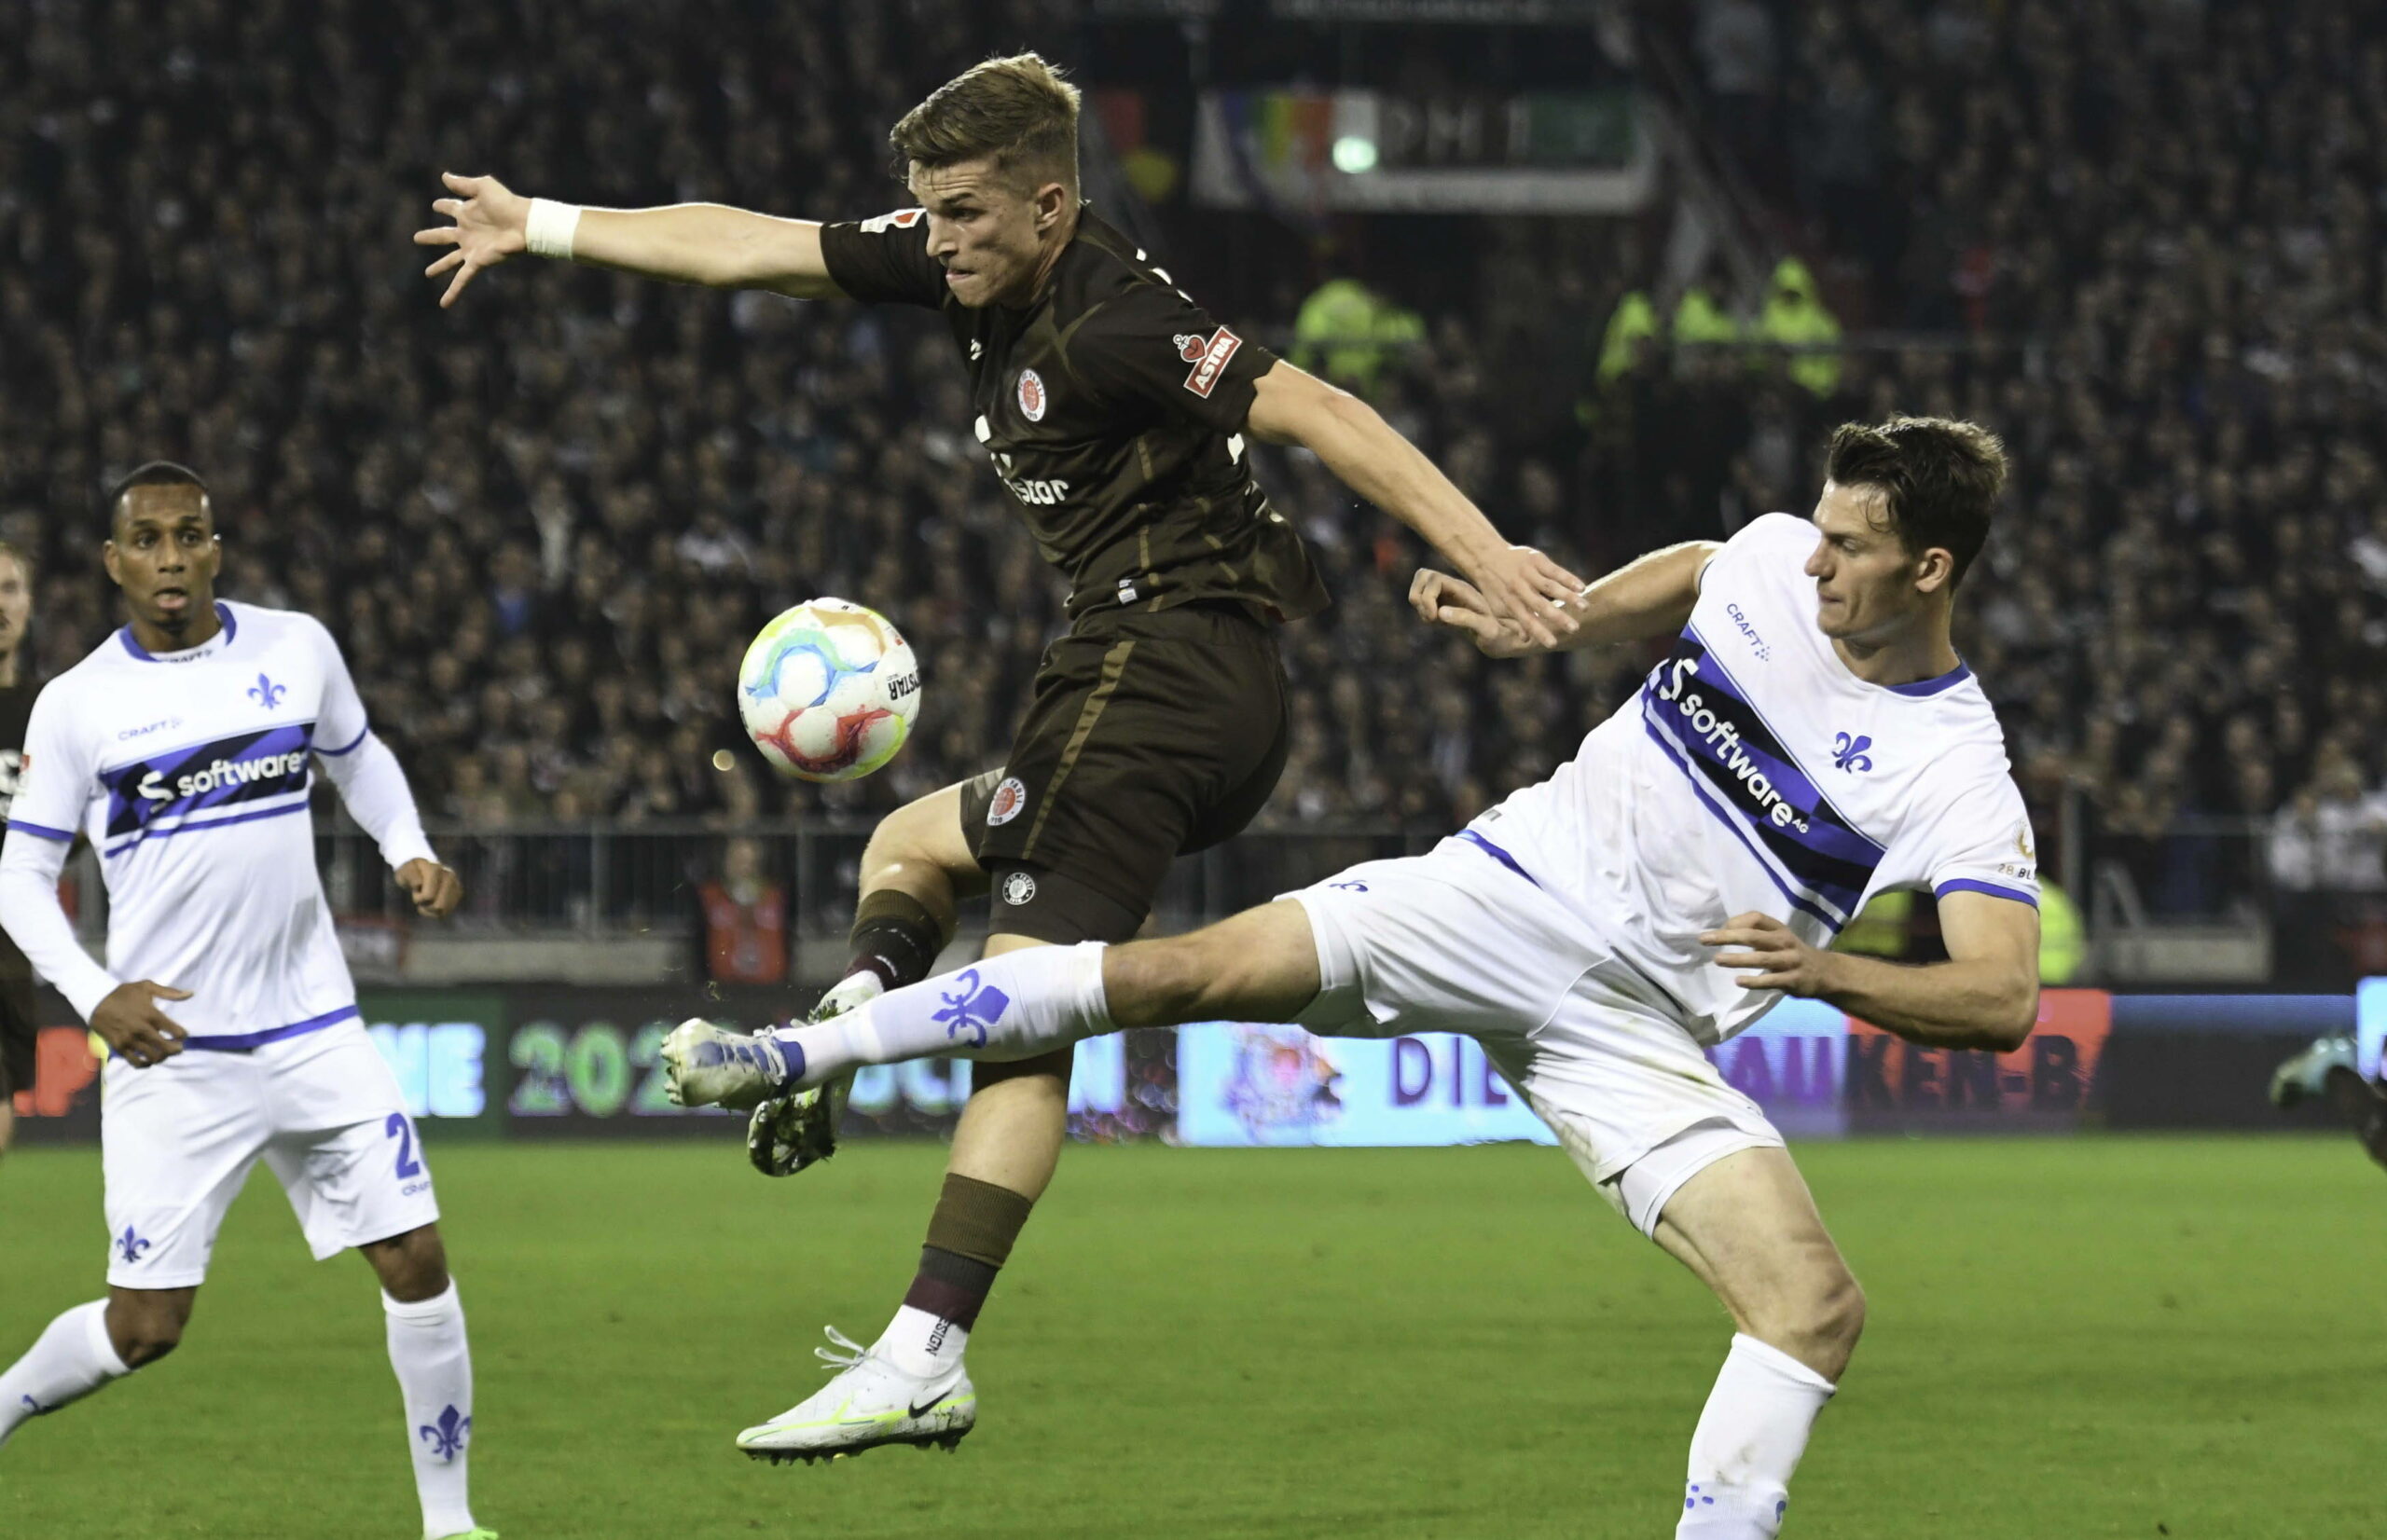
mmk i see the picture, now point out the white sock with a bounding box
[0,1299,131,1449]
[772,942,1111,1086]
[876,1303,970,1381]
[1676,1333,1837,1538]
[385,1284,476,1540]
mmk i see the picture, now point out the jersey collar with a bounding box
[1882,659,1972,697]
[117,601,237,663]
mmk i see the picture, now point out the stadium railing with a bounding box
[273,811,2380,992]
[307,820,1449,940]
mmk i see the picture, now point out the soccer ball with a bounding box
[737,598,921,782]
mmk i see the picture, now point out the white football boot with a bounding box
[659,1020,793,1111]
[747,974,880,1176]
[735,1326,975,1464]
[2270,1035,2359,1108]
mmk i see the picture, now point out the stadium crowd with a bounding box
[1661,0,2387,941]
[6,0,2386,950]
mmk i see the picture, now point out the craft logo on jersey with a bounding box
[931,968,1011,1047]
[1174,327,1242,398]
[986,776,1028,826]
[1016,368,1047,421]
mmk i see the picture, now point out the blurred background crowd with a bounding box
[5,0,2385,977]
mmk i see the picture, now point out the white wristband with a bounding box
[524,198,583,260]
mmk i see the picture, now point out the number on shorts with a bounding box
[385,1112,423,1179]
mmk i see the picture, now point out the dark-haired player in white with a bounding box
[0,465,496,1540]
[675,419,2044,1537]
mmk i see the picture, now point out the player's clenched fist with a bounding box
[414,171,531,308]
[395,859,464,920]
[91,980,192,1068]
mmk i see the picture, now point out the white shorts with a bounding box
[1287,837,1785,1239]
[101,1023,439,1288]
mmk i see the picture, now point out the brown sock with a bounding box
[848,888,945,992]
[903,1174,1035,1330]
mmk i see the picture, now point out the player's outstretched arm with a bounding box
[1412,538,1721,658]
[416,172,844,309]
[1703,894,2040,1051]
[1246,362,1584,649]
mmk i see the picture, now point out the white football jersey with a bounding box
[1473,513,2038,1044]
[9,601,378,1046]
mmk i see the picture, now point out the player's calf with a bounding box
[1101,906,1319,1028]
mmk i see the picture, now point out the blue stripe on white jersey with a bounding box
[99,721,316,855]
[1638,627,1885,927]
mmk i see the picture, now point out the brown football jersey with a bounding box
[820,205,1331,624]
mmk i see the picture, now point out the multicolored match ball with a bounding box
[736,598,921,783]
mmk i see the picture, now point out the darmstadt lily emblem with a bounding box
[931,969,1010,1048]
[419,1403,472,1463]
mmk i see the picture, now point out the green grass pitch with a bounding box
[3,1135,2380,1538]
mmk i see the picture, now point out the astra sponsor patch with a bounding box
[1177,327,1242,398]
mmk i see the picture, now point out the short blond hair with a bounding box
[890,52,1082,194]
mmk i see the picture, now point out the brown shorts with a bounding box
[960,600,1290,942]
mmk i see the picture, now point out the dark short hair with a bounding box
[890,52,1082,194]
[106,461,211,528]
[1824,417,2007,586]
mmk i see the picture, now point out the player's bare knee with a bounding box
[1757,1264,1864,1379]
[1814,1269,1867,1358]
[107,1292,192,1368]
[365,1224,451,1302]
[865,786,981,905]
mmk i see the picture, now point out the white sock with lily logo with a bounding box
[768,942,1113,1086]
[384,1284,477,1540]
[0,1299,131,1449]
